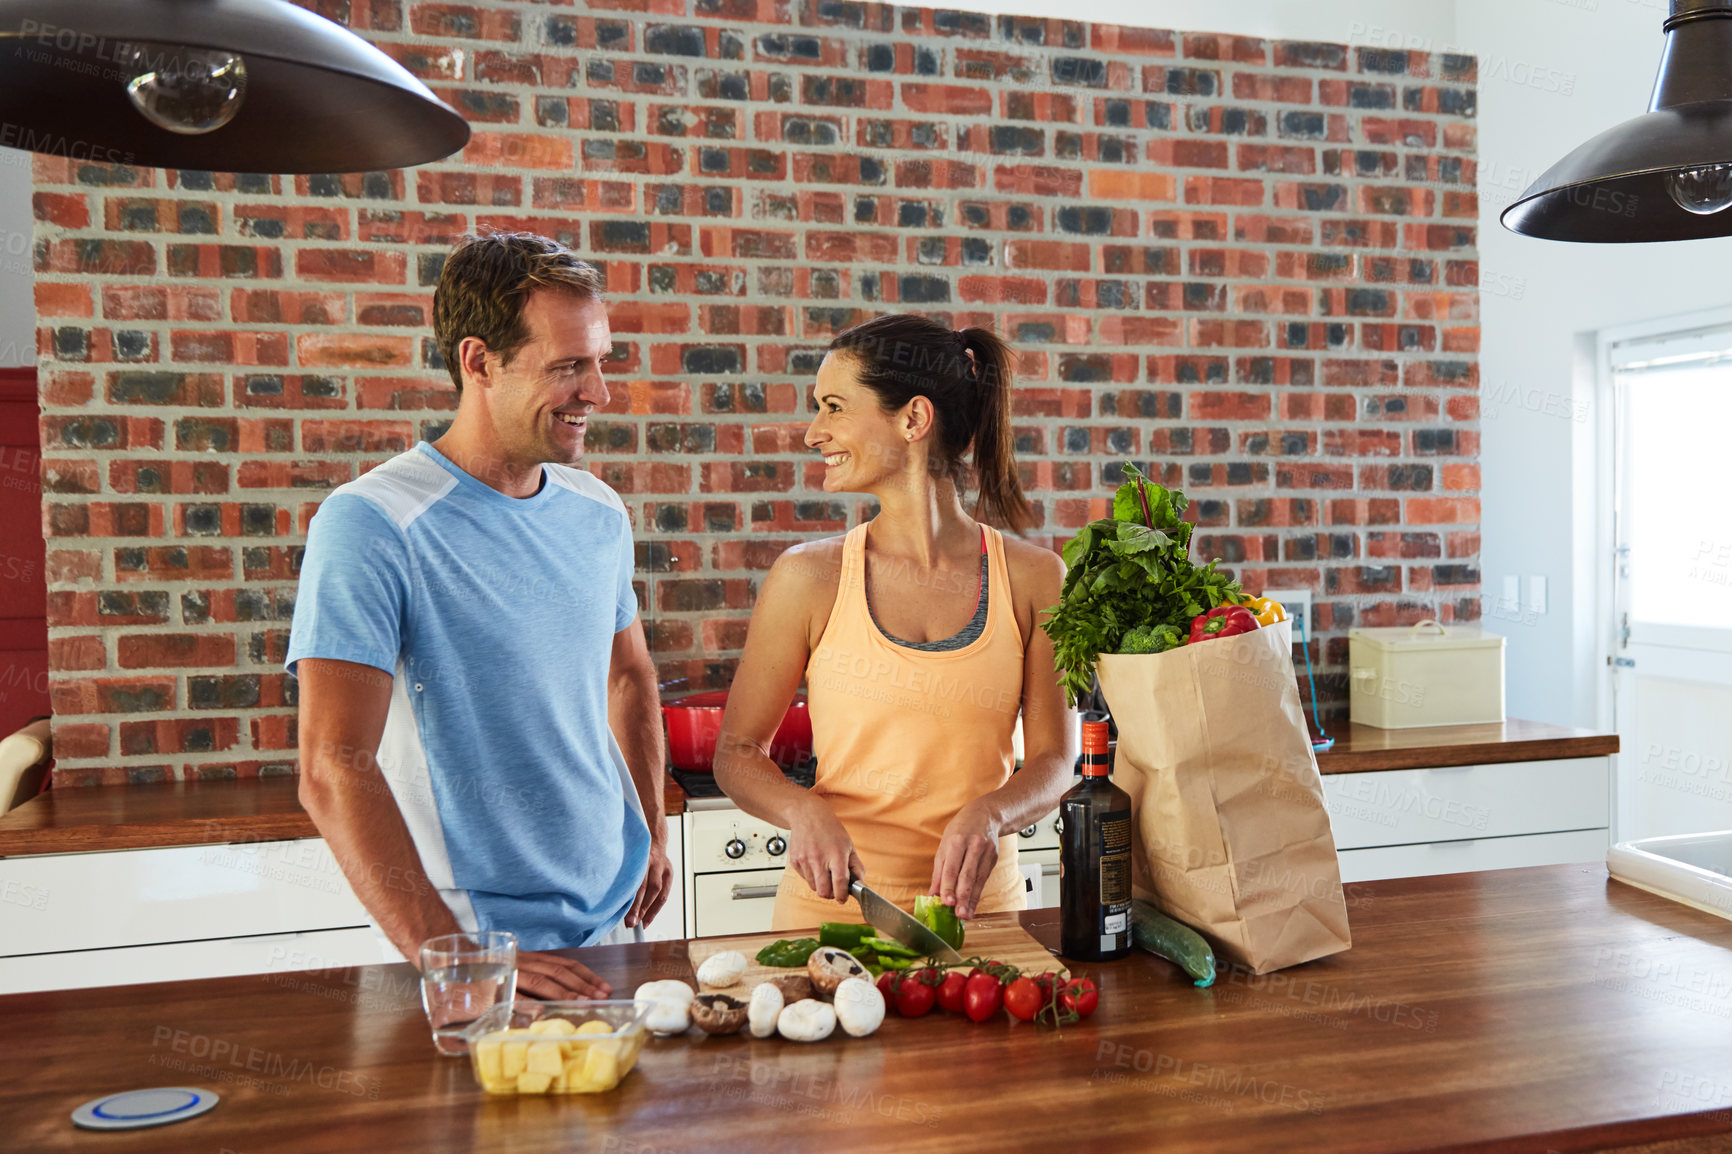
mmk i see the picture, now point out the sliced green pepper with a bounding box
[818,922,876,950]
[913,895,966,950]
[754,937,820,967]
[877,955,915,971]
[859,935,921,959]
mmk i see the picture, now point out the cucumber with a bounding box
[1129,899,1216,988]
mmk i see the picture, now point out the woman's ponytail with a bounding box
[956,327,1031,532]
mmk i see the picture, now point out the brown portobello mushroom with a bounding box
[690,993,749,1035]
[767,974,815,1002]
[806,946,868,997]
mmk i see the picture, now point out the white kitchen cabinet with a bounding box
[639,815,685,943]
[0,838,372,957]
[1337,829,1611,883]
[1,815,689,991]
[0,839,387,994]
[1323,757,1613,882]
[0,927,398,995]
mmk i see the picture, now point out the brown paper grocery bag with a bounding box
[1096,620,1351,973]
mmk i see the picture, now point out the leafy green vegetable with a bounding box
[1040,463,1243,706]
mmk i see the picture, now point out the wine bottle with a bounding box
[1059,719,1133,961]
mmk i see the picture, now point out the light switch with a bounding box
[1501,575,1520,612]
[1527,575,1547,614]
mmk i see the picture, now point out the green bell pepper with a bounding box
[818,922,876,950]
[859,935,921,959]
[913,895,966,950]
[754,937,820,967]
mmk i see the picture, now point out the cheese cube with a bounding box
[526,1041,563,1077]
[501,1039,529,1079]
[516,1072,553,1094]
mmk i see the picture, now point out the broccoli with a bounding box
[1118,623,1184,655]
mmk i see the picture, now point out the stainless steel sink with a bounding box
[1607,831,1732,921]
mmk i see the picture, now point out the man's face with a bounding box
[478,290,611,468]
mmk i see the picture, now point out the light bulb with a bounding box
[124,42,247,135]
[1666,163,1732,215]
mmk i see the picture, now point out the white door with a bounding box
[1610,333,1732,840]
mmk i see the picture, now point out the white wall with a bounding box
[1455,0,1732,727]
[0,146,34,366]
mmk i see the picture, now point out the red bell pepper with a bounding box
[1188,605,1259,644]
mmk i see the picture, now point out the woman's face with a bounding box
[805,351,910,494]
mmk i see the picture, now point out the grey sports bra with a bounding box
[869,552,989,652]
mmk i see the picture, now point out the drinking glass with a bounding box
[418,930,518,1055]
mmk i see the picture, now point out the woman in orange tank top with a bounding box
[714,314,1078,931]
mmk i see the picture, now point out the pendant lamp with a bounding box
[0,0,469,174]
[1503,0,1732,241]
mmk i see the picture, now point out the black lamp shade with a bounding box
[1502,0,1732,241]
[0,0,470,173]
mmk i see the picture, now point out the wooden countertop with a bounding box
[5,865,1731,1152]
[1313,717,1620,774]
[0,772,691,857]
[0,719,1615,857]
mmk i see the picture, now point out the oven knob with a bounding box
[766,836,787,856]
[1018,825,1036,839]
[1053,817,1064,837]
[724,838,747,860]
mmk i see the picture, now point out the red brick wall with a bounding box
[30,1,1479,786]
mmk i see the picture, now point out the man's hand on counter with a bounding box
[517,951,613,1000]
[625,841,672,928]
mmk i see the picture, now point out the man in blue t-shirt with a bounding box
[286,233,669,998]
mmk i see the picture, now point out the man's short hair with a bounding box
[433,233,606,394]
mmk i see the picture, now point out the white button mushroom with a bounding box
[832,977,885,1038]
[695,949,748,989]
[748,981,784,1039]
[634,979,695,1036]
[776,998,837,1043]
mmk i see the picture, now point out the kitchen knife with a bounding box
[849,878,964,964]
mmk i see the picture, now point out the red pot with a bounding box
[661,690,812,773]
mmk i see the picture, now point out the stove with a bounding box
[669,756,815,802]
[673,756,1062,938]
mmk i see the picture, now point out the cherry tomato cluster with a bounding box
[875,959,1099,1026]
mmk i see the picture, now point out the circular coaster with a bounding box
[71,1087,219,1131]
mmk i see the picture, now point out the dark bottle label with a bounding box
[1097,812,1132,952]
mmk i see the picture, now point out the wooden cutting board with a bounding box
[686,911,1064,992]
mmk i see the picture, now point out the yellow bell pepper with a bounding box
[1238,595,1287,627]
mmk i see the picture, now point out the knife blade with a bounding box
[849,879,964,964]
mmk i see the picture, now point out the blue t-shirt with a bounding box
[285,442,649,950]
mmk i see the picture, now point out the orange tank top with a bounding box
[772,521,1028,931]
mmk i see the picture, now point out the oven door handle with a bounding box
[730,884,780,901]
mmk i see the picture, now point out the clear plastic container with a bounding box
[462,1000,652,1095]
